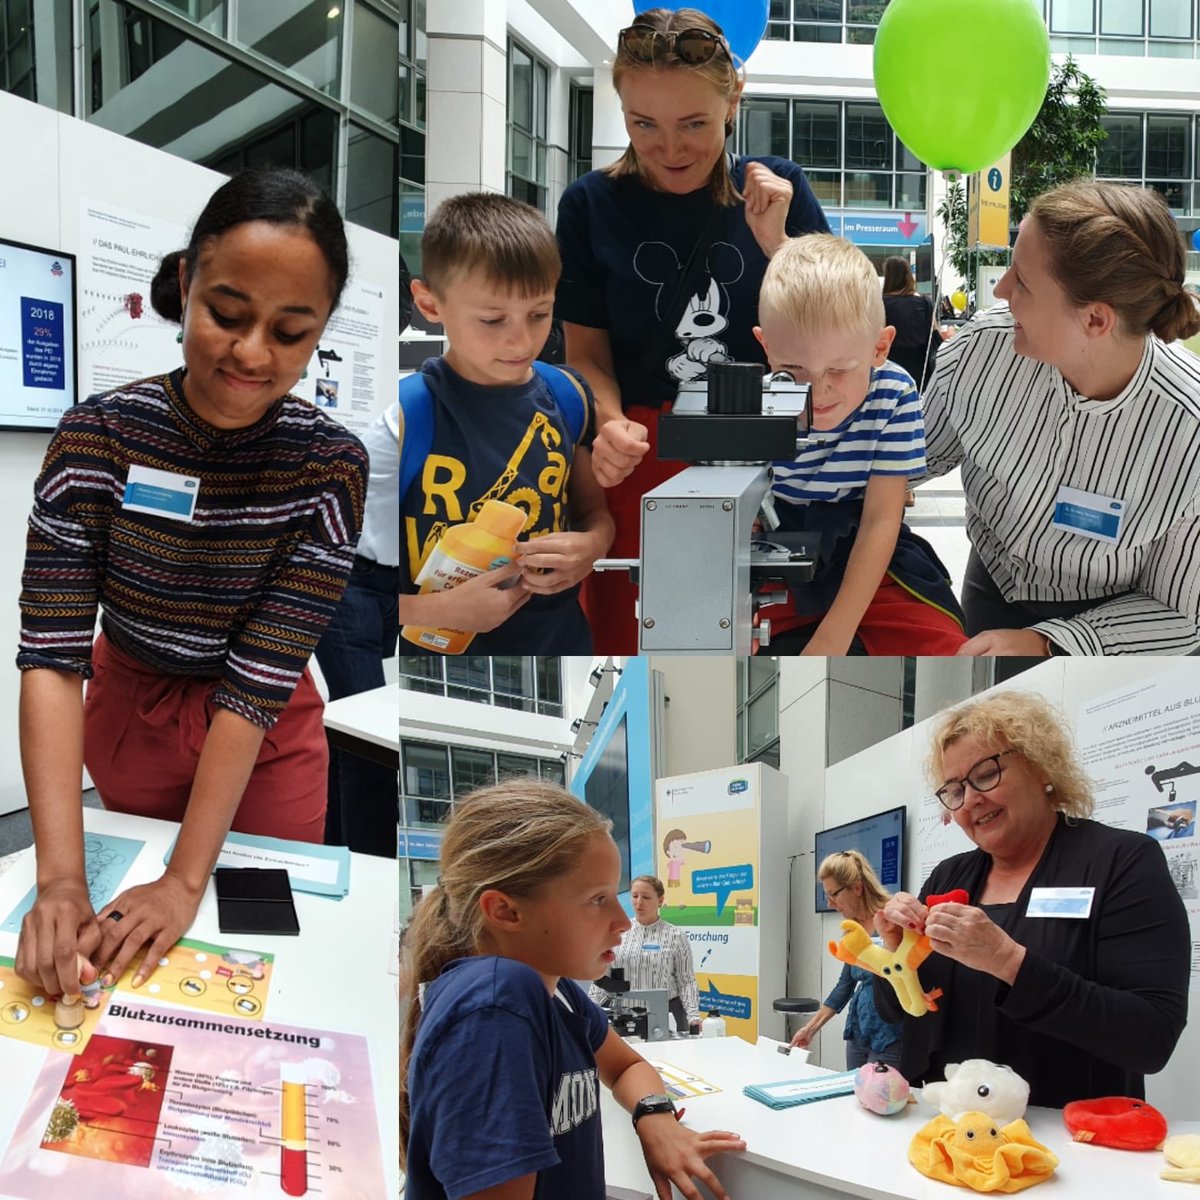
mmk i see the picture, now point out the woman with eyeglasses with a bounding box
[790,851,903,1070]
[555,6,830,653]
[873,691,1189,1109]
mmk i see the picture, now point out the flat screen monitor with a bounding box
[814,805,906,913]
[0,236,78,431]
[584,712,631,894]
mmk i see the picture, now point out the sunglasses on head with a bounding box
[617,24,732,66]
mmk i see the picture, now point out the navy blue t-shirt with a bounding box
[406,956,611,1200]
[400,356,596,653]
[555,156,829,410]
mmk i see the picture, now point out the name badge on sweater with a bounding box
[1051,485,1125,545]
[122,464,200,522]
[1026,887,1095,919]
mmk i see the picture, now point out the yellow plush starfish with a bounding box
[910,1112,1059,1192]
[829,920,944,1017]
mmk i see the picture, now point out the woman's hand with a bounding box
[875,892,928,950]
[743,162,793,259]
[592,417,651,488]
[957,629,1050,657]
[635,1113,746,1200]
[515,531,608,594]
[790,1022,817,1049]
[923,902,1027,984]
[94,872,206,988]
[16,877,102,996]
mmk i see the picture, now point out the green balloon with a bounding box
[874,0,1050,174]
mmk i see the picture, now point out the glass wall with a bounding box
[507,36,549,212]
[736,657,780,768]
[398,0,426,273]
[739,95,926,210]
[398,655,565,717]
[1097,111,1200,213]
[766,0,1200,53]
[6,0,403,237]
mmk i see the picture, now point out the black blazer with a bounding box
[875,815,1190,1108]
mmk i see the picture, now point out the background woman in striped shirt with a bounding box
[15,168,368,1002]
[924,180,1200,655]
[588,874,701,1031]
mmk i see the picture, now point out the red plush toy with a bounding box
[1062,1097,1169,1150]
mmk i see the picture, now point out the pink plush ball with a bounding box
[854,1062,910,1116]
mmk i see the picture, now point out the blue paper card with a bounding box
[2,832,145,933]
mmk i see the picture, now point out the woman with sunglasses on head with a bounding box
[555,7,829,653]
[790,851,903,1070]
[873,692,1189,1109]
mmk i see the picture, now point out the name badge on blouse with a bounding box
[642,944,661,953]
[1026,887,1095,919]
[122,464,200,522]
[1051,485,1125,545]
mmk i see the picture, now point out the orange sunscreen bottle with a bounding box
[401,499,526,654]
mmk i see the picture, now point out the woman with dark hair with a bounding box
[881,255,937,390]
[16,167,368,1001]
[555,6,830,652]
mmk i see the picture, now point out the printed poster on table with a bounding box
[655,765,761,1042]
[0,1002,386,1198]
[1074,665,1200,986]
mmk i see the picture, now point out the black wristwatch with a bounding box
[631,1093,677,1128]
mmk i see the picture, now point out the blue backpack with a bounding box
[398,361,588,505]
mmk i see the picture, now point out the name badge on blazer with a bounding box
[1051,485,1125,545]
[122,464,200,522]
[1026,887,1095,919]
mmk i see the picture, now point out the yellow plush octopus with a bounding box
[909,1112,1059,1193]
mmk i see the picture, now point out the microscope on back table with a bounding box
[593,967,685,1043]
[594,361,819,654]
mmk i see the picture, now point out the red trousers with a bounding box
[758,576,968,655]
[84,633,328,842]
[581,402,686,655]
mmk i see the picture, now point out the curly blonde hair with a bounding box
[926,691,1094,819]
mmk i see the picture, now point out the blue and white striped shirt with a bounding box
[771,364,926,508]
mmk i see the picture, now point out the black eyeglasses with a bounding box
[825,884,848,902]
[617,24,732,67]
[935,749,1016,811]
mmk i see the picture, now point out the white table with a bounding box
[322,683,399,770]
[0,807,398,1198]
[604,1036,1198,1199]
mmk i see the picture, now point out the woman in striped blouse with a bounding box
[924,180,1200,655]
[588,874,701,1030]
[15,168,368,1001]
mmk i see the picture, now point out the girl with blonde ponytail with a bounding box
[400,781,745,1199]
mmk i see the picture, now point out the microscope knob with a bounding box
[754,619,772,648]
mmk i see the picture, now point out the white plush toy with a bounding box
[921,1060,1030,1125]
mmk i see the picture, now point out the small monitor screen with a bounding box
[584,713,631,894]
[0,236,78,431]
[814,805,906,913]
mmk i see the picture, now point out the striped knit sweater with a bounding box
[17,370,368,728]
[923,306,1200,654]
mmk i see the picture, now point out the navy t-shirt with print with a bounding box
[400,356,596,653]
[555,155,830,410]
[406,956,611,1200]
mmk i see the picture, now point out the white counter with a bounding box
[0,807,398,1198]
[604,1036,1197,1199]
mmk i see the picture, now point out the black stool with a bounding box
[773,996,820,1043]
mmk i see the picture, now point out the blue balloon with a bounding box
[632,0,769,64]
[1192,228,1200,253]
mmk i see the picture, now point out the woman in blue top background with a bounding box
[790,850,902,1069]
[555,6,829,653]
